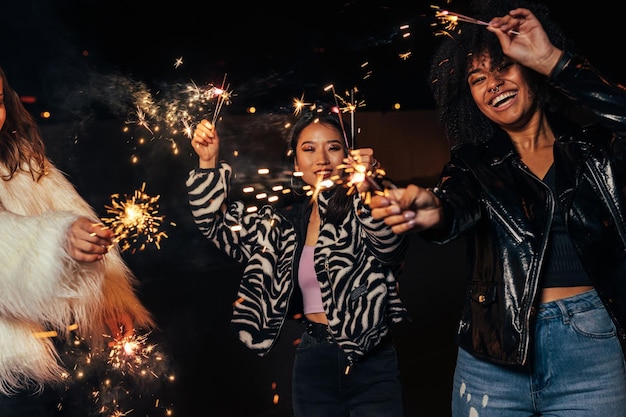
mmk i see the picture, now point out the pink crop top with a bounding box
[298,246,324,314]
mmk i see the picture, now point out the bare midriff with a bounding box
[540,285,594,303]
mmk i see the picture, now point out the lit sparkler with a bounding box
[431,5,519,36]
[323,84,350,149]
[337,150,395,204]
[101,183,169,253]
[107,332,157,375]
[324,84,365,150]
[340,87,365,148]
[126,105,154,135]
[212,73,233,125]
[121,76,235,163]
[292,94,312,115]
[57,330,176,416]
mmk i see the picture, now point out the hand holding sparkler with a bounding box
[101,183,168,254]
[486,8,563,77]
[192,119,220,169]
[340,148,383,192]
[432,6,519,36]
[336,148,397,206]
[66,217,114,262]
[369,185,444,235]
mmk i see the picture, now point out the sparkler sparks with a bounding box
[431,5,520,36]
[324,84,366,150]
[121,75,235,163]
[292,94,312,116]
[126,105,154,135]
[101,183,169,253]
[212,74,233,125]
[107,332,158,376]
[337,149,393,204]
[57,330,176,417]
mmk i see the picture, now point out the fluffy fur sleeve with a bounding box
[0,210,103,334]
[0,161,154,341]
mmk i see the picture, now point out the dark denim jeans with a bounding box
[292,328,403,417]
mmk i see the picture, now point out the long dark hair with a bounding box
[428,0,578,146]
[0,67,47,181]
[286,110,353,225]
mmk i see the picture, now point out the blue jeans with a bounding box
[452,289,626,417]
[292,328,403,417]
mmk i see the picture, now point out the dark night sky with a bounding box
[0,2,623,416]
[1,1,622,121]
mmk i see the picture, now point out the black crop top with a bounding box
[541,165,593,288]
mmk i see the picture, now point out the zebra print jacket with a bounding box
[186,162,409,362]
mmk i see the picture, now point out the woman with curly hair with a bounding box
[370,1,626,415]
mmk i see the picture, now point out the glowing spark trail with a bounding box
[292,94,312,115]
[431,5,520,36]
[107,332,157,375]
[101,183,169,253]
[337,150,395,204]
[212,73,233,125]
[58,330,176,416]
[126,105,154,134]
[324,84,350,150]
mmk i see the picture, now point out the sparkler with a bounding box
[323,84,366,149]
[432,5,520,35]
[292,94,312,116]
[101,182,169,253]
[340,87,365,149]
[336,150,394,204]
[107,332,157,375]
[121,75,235,163]
[56,329,175,416]
[126,105,154,134]
[323,84,350,150]
[211,73,233,125]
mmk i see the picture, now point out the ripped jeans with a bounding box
[452,289,626,417]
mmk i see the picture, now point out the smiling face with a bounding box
[293,121,347,187]
[467,51,537,130]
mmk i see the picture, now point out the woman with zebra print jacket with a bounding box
[187,110,410,417]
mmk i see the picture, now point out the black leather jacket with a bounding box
[422,51,626,367]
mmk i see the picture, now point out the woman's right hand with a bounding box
[66,217,114,262]
[369,185,444,234]
[191,119,220,168]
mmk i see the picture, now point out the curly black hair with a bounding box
[428,0,578,146]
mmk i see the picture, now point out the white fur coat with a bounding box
[0,161,153,395]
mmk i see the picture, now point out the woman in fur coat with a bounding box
[0,66,154,411]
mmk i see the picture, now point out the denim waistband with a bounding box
[536,288,602,320]
[305,320,334,343]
